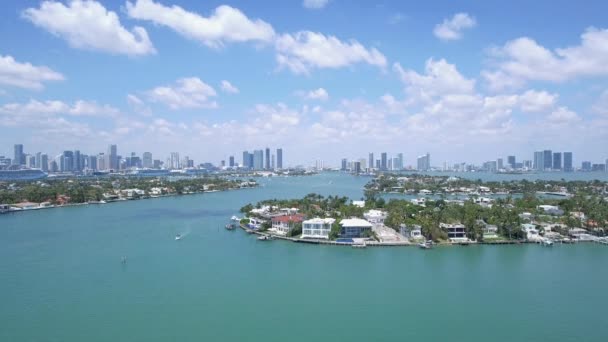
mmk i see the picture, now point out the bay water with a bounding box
[1,173,607,341]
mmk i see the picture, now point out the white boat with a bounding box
[542,239,553,246]
[257,235,273,241]
[352,243,367,248]
[231,216,239,221]
[175,234,182,241]
[418,240,433,249]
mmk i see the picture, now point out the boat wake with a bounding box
[175,226,191,240]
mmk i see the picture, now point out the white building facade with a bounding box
[301,218,336,239]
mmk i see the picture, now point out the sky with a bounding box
[1,0,608,167]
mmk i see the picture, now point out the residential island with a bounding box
[238,175,608,247]
[0,176,258,214]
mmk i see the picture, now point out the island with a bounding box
[237,175,608,247]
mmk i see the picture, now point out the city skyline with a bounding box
[1,1,608,163]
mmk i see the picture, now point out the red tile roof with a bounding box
[272,214,305,223]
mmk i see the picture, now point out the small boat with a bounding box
[257,235,273,241]
[542,239,554,246]
[231,216,239,221]
[418,240,433,249]
[175,234,182,241]
[352,243,367,248]
[225,223,236,230]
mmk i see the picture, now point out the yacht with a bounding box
[418,240,433,249]
[257,235,273,241]
[175,234,182,241]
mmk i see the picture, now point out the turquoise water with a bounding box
[1,173,607,341]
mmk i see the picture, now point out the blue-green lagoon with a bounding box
[1,173,607,341]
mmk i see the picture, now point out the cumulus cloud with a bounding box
[0,54,64,90]
[220,80,239,94]
[0,99,120,117]
[23,0,155,56]
[433,13,476,41]
[592,90,608,116]
[303,0,330,9]
[483,27,608,91]
[145,77,218,110]
[393,58,476,102]
[547,107,581,124]
[297,88,329,101]
[126,0,275,48]
[275,31,387,74]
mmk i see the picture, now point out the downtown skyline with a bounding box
[1,1,608,164]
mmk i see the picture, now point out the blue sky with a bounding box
[1,0,608,167]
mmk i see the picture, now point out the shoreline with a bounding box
[0,186,257,216]
[238,223,606,247]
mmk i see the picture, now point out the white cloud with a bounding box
[220,80,239,94]
[297,88,329,101]
[303,0,330,9]
[483,27,608,91]
[23,0,155,56]
[547,107,581,124]
[145,77,218,110]
[592,90,608,116]
[393,58,476,102]
[127,94,152,116]
[126,0,275,48]
[0,99,119,117]
[0,54,64,90]
[276,31,387,74]
[433,13,476,41]
[518,90,557,112]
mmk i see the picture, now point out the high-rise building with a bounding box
[417,153,430,171]
[229,156,235,167]
[170,152,180,169]
[497,158,503,170]
[13,144,24,166]
[341,158,348,171]
[87,155,97,171]
[253,150,264,170]
[582,161,591,171]
[396,153,404,170]
[353,161,361,173]
[97,153,105,171]
[368,153,374,170]
[40,154,48,172]
[563,152,573,172]
[543,150,552,170]
[242,151,250,169]
[507,156,516,169]
[142,152,153,168]
[381,153,387,170]
[271,154,275,169]
[62,151,74,171]
[265,147,270,170]
[552,152,562,170]
[73,150,81,171]
[276,148,283,169]
[105,144,117,170]
[533,151,544,171]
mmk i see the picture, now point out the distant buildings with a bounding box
[564,152,573,172]
[553,152,562,170]
[276,148,283,169]
[417,153,430,171]
[13,144,23,166]
[143,152,153,168]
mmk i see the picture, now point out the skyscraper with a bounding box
[253,150,264,170]
[534,151,544,171]
[62,151,74,171]
[229,156,235,167]
[543,150,552,170]
[88,155,97,171]
[143,152,153,168]
[170,152,180,169]
[265,147,270,170]
[35,152,42,169]
[106,144,118,170]
[368,153,374,170]
[417,154,430,171]
[381,152,387,170]
[276,148,283,169]
[497,158,503,170]
[507,156,516,169]
[341,158,348,171]
[13,144,23,166]
[396,153,404,170]
[40,154,48,172]
[271,154,275,169]
[74,150,81,171]
[563,152,573,172]
[552,152,562,170]
[242,151,250,169]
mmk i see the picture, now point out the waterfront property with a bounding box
[363,209,387,224]
[270,214,305,235]
[301,217,336,239]
[440,223,468,242]
[340,218,373,238]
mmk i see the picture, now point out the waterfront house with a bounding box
[12,202,40,210]
[271,214,305,235]
[521,223,540,240]
[411,198,426,207]
[301,217,336,239]
[352,200,365,208]
[0,204,9,213]
[400,224,423,240]
[477,220,498,239]
[339,218,373,238]
[537,205,564,216]
[247,217,264,230]
[363,209,387,225]
[440,223,467,242]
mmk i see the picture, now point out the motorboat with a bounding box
[225,223,236,230]
[418,240,433,249]
[352,242,367,248]
[257,235,273,241]
[231,216,239,221]
[175,234,182,241]
[542,239,554,246]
